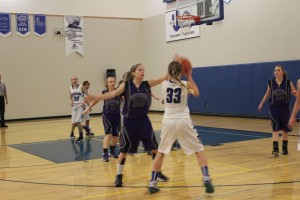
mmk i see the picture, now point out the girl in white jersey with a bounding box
[148,59,214,194]
[69,76,89,143]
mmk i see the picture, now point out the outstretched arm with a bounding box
[148,72,169,88]
[258,85,270,112]
[290,81,297,97]
[84,83,125,113]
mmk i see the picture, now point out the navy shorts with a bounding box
[119,116,158,153]
[269,104,292,132]
[102,114,121,136]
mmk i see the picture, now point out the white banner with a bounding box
[165,4,200,42]
[64,16,84,56]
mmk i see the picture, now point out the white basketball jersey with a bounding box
[162,80,190,119]
[70,84,84,104]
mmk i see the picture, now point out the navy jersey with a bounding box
[269,78,291,106]
[122,81,152,119]
[102,89,121,115]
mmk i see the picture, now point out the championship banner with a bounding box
[0,13,11,37]
[34,14,46,37]
[64,16,84,56]
[16,13,30,37]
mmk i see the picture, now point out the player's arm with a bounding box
[151,93,159,101]
[148,72,169,88]
[290,81,297,97]
[84,83,125,113]
[4,87,7,104]
[289,79,300,127]
[258,85,270,111]
[186,74,199,97]
[69,90,73,107]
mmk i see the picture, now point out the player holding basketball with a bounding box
[258,65,297,156]
[69,76,89,143]
[101,76,121,162]
[148,57,214,194]
[83,64,169,187]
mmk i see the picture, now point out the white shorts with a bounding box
[71,103,84,123]
[84,113,90,121]
[158,118,204,156]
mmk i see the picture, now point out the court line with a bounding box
[198,129,270,138]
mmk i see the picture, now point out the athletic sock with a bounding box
[201,166,210,181]
[150,171,158,182]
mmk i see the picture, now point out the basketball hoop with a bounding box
[177,15,200,35]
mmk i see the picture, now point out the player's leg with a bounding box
[177,118,214,193]
[114,120,139,187]
[75,105,84,143]
[270,107,280,156]
[102,115,112,162]
[281,105,291,155]
[109,115,120,158]
[148,152,165,193]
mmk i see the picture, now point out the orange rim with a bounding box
[176,15,200,23]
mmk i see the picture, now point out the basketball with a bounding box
[180,57,192,76]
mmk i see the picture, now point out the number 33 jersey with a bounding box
[70,84,84,104]
[162,80,190,119]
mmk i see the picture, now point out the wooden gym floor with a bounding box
[1,113,300,200]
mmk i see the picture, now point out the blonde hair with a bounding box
[168,61,194,95]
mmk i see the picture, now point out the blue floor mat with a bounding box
[10,126,271,163]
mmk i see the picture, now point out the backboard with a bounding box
[176,0,224,26]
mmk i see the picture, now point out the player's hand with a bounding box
[83,108,91,115]
[258,104,263,112]
[288,117,296,129]
[173,54,181,62]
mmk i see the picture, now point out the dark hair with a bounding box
[82,80,90,86]
[125,64,142,82]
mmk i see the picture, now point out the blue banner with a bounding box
[16,13,30,37]
[34,14,46,36]
[0,13,11,37]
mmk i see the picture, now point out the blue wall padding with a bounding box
[189,60,300,117]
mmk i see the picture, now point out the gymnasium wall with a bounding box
[1,0,300,120]
[188,60,300,117]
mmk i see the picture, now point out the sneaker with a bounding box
[0,124,8,128]
[171,145,177,151]
[143,150,152,156]
[157,171,168,182]
[272,148,279,157]
[70,134,75,140]
[76,137,84,143]
[148,181,159,194]
[114,174,123,187]
[282,149,288,155]
[102,153,109,162]
[204,180,214,193]
[86,132,94,136]
[109,151,119,158]
[83,126,93,136]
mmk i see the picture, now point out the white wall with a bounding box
[1,0,300,119]
[0,0,170,19]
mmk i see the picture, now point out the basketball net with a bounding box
[177,15,200,35]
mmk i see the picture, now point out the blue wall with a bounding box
[189,60,300,117]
